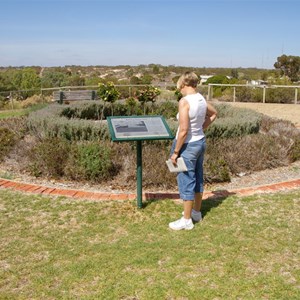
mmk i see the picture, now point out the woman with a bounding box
[169,72,217,230]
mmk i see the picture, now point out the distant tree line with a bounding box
[1,55,299,98]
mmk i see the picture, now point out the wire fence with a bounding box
[1,83,299,110]
[208,84,300,104]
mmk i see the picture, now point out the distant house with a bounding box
[249,79,268,86]
[199,75,232,85]
[199,75,214,84]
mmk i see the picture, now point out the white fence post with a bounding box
[233,87,236,102]
[10,92,14,109]
[207,85,211,100]
[295,88,298,104]
[262,87,266,103]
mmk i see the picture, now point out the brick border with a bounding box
[0,178,299,201]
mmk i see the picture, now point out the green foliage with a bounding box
[135,86,161,104]
[125,97,141,115]
[41,70,68,88]
[274,54,300,82]
[266,87,295,103]
[23,101,299,185]
[152,101,177,119]
[260,116,300,163]
[28,137,71,177]
[27,104,110,141]
[12,68,41,98]
[97,82,120,103]
[174,89,182,101]
[204,156,231,183]
[28,137,116,181]
[65,142,115,182]
[0,127,16,161]
[290,138,300,162]
[205,103,261,138]
[231,69,239,79]
[65,74,85,86]
[27,102,261,144]
[206,75,230,85]
[140,74,153,84]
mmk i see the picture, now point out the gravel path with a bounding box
[1,160,299,194]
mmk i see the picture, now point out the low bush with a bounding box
[260,116,300,163]
[1,100,297,186]
[0,128,16,161]
[27,102,262,143]
[27,138,117,182]
[65,141,116,182]
[27,104,110,141]
[205,103,261,138]
[0,116,28,138]
[27,137,70,177]
[20,95,52,108]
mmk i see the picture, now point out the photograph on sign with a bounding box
[111,117,170,139]
[115,120,148,134]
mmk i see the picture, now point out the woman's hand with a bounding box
[171,153,178,165]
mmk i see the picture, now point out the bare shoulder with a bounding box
[178,98,189,109]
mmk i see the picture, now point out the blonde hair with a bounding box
[177,72,199,89]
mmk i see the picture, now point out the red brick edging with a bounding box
[0,178,299,201]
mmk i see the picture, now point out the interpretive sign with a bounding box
[107,115,174,208]
[107,116,173,141]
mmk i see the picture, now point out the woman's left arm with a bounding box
[203,102,217,130]
[171,99,189,164]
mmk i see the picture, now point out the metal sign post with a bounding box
[136,140,143,208]
[107,115,174,208]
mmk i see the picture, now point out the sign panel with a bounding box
[107,116,174,141]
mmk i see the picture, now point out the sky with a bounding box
[0,0,299,69]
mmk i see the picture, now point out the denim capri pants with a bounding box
[170,138,206,201]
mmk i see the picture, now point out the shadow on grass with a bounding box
[200,190,237,218]
[142,190,236,215]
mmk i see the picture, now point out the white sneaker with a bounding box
[169,217,194,230]
[182,209,202,222]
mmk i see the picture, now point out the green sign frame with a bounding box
[107,115,174,208]
[107,115,174,142]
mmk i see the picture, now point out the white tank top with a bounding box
[176,93,207,143]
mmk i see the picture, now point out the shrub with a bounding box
[20,95,52,108]
[98,82,120,103]
[205,103,261,138]
[27,137,70,177]
[0,128,16,161]
[135,86,161,104]
[204,155,231,183]
[0,117,28,138]
[27,104,110,141]
[266,88,295,103]
[290,138,300,161]
[260,115,300,163]
[24,101,299,185]
[65,141,116,182]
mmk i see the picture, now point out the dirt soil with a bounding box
[226,102,300,128]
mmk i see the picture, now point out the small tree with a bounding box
[135,86,161,114]
[125,97,139,115]
[274,54,300,82]
[97,82,120,116]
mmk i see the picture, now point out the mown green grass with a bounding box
[0,109,28,119]
[0,189,299,299]
[0,104,48,119]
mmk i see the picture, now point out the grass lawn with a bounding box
[0,104,48,119]
[0,189,299,299]
[0,109,28,119]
